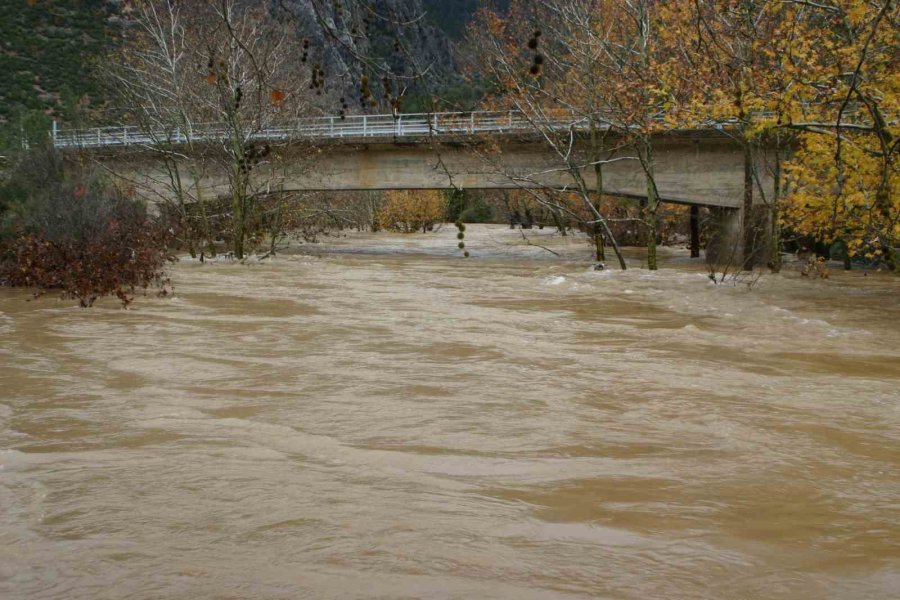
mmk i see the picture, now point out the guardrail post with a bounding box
[363,114,368,137]
[51,120,58,144]
[470,112,475,134]
[330,116,335,136]
[96,128,101,145]
[397,114,402,136]
[432,113,438,132]
[123,126,128,145]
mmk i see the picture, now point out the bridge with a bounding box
[53,111,771,261]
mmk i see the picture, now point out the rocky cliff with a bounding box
[277,0,459,113]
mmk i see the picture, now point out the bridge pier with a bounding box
[705,205,772,270]
[689,206,700,258]
[705,207,744,269]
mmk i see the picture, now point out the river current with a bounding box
[1,225,898,599]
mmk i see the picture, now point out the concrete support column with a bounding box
[705,206,744,269]
[690,206,700,258]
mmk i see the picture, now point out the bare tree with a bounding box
[106,0,214,257]
[463,0,693,270]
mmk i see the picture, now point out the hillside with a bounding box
[0,0,492,129]
[423,0,509,39]
[0,0,119,124]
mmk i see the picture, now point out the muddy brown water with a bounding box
[1,225,898,599]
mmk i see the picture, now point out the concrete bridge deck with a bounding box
[53,111,770,211]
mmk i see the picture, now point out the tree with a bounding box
[378,190,445,233]
[781,0,899,270]
[464,0,695,270]
[464,0,631,269]
[105,0,214,258]
[665,0,898,271]
[107,0,451,260]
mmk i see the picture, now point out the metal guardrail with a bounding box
[45,108,887,151]
[50,111,582,150]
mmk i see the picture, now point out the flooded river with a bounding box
[1,225,898,599]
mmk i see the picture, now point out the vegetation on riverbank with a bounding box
[0,147,172,307]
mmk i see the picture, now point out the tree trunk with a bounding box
[590,116,606,262]
[195,182,216,258]
[643,144,658,271]
[742,143,755,270]
[690,206,700,258]
[769,134,783,273]
[645,204,658,271]
[232,189,245,259]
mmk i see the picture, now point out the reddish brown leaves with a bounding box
[1,200,172,308]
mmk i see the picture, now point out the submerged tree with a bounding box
[464,0,698,270]
[378,190,445,233]
[106,0,316,260]
[104,0,457,259]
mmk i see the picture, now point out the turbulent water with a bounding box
[1,225,898,599]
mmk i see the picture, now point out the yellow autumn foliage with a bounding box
[377,190,446,233]
[784,133,899,259]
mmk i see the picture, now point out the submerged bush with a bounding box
[0,147,172,307]
[378,190,445,233]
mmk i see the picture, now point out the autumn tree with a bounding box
[0,147,171,307]
[662,0,898,271]
[780,0,899,269]
[378,190,445,233]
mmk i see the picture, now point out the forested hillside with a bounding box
[0,0,119,124]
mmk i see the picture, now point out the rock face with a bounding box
[277,0,459,113]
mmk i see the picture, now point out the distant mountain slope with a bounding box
[0,0,119,123]
[422,0,509,39]
[0,0,486,127]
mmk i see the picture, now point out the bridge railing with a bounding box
[50,111,586,150]
[46,107,887,151]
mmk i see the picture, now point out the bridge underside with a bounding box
[94,134,770,210]
[84,133,772,266]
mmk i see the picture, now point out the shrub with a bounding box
[0,148,172,307]
[459,197,494,223]
[378,190,445,233]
